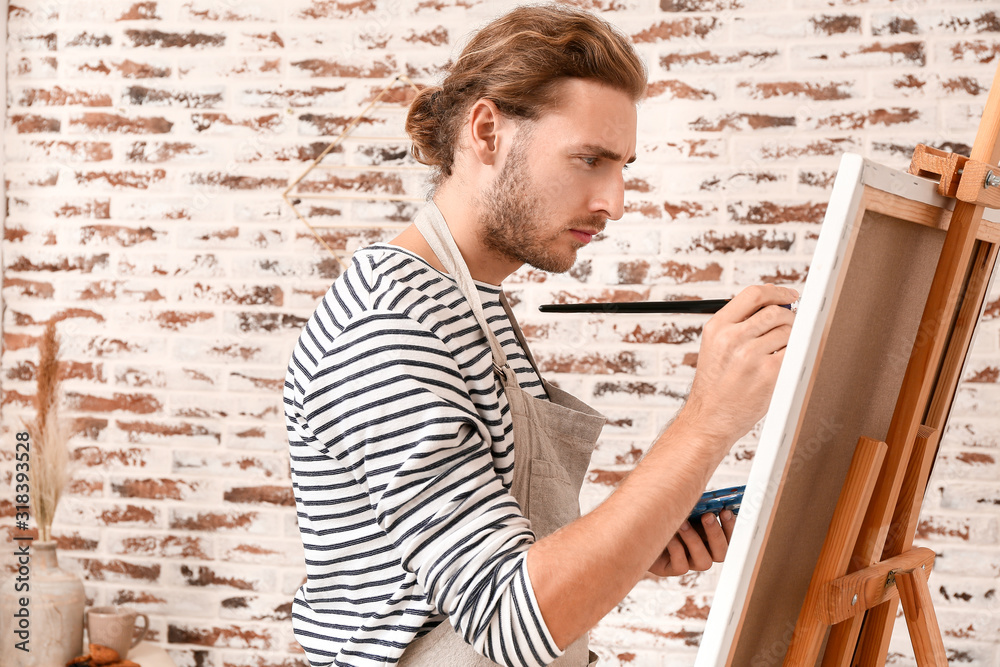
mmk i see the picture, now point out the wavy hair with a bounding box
[405,3,647,187]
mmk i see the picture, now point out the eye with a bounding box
[580,156,599,167]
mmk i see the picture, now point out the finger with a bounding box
[747,322,794,356]
[720,509,737,541]
[740,304,796,339]
[665,531,690,574]
[678,521,714,571]
[716,285,799,324]
[699,512,729,562]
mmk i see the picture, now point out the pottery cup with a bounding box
[85,606,149,660]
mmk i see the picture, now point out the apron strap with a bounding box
[498,291,545,382]
[413,203,509,374]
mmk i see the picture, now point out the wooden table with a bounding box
[121,642,177,667]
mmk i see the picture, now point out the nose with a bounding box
[590,172,625,221]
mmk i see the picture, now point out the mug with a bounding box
[85,606,149,660]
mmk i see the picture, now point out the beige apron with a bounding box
[397,203,606,667]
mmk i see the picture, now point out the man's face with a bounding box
[476,78,638,274]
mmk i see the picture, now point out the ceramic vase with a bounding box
[0,540,86,667]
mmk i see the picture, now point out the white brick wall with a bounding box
[2,1,998,665]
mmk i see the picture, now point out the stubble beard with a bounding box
[477,142,592,275]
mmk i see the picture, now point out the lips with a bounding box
[569,228,601,244]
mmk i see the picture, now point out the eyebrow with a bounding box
[580,144,637,165]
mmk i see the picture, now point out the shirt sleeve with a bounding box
[299,310,564,667]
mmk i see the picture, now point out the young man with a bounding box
[285,5,797,666]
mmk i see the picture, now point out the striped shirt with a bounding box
[284,244,562,667]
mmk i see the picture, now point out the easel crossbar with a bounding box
[821,547,936,626]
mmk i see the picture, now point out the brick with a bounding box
[942,39,1000,65]
[69,112,174,134]
[9,30,58,51]
[728,201,826,225]
[53,531,101,552]
[9,114,60,133]
[169,649,214,667]
[660,0,768,10]
[78,224,164,247]
[75,557,162,582]
[670,228,796,254]
[73,57,173,79]
[111,588,217,618]
[15,86,113,106]
[537,351,654,376]
[294,0,379,20]
[218,595,293,620]
[289,56,397,78]
[239,85,346,108]
[125,29,226,48]
[809,14,862,36]
[689,112,795,132]
[171,450,286,479]
[6,166,60,188]
[223,424,288,452]
[178,56,283,79]
[733,261,810,285]
[235,31,286,50]
[644,79,719,102]
[120,1,161,20]
[176,225,287,251]
[659,48,780,72]
[63,1,162,21]
[83,334,169,358]
[631,17,722,43]
[918,512,993,546]
[124,85,225,108]
[182,0,281,21]
[117,198,224,223]
[169,508,279,535]
[172,563,274,592]
[73,279,167,302]
[169,393,283,421]
[74,168,167,190]
[296,112,387,137]
[185,171,287,191]
[801,106,933,132]
[8,139,113,162]
[64,31,114,49]
[731,15,807,40]
[223,485,294,506]
[167,622,278,650]
[59,497,163,528]
[295,170,407,196]
[230,312,309,337]
[65,390,162,414]
[110,476,216,501]
[11,55,59,78]
[614,259,723,285]
[735,79,858,101]
[735,136,863,163]
[793,41,926,68]
[176,282,283,306]
[5,250,110,273]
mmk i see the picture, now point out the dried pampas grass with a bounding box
[25,320,72,543]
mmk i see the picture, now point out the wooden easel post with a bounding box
[783,59,1000,667]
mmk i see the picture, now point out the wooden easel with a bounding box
[783,62,1000,666]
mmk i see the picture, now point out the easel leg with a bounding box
[896,565,948,666]
[853,427,938,667]
[823,616,863,667]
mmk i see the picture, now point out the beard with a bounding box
[476,138,605,274]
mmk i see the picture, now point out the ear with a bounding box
[466,98,507,167]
